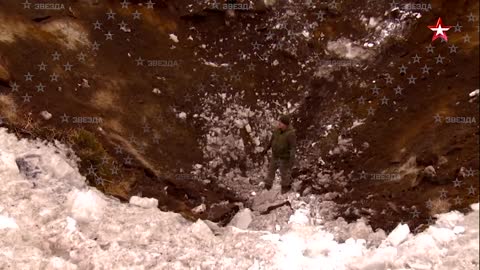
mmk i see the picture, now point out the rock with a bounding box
[15,154,42,179]
[152,88,161,94]
[178,112,187,119]
[386,223,410,246]
[423,166,436,179]
[190,219,215,240]
[40,111,52,120]
[169,34,179,43]
[251,189,288,213]
[203,220,222,235]
[228,208,253,229]
[129,196,158,209]
[469,89,479,98]
[192,203,206,214]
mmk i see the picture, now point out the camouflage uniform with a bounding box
[264,124,296,191]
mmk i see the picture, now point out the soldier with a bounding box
[262,114,296,194]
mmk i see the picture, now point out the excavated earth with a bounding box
[0,0,479,232]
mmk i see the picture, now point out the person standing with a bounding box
[262,115,296,194]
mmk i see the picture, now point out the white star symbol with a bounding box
[407,75,417,84]
[449,44,458,54]
[412,54,421,63]
[399,65,407,74]
[38,62,47,71]
[52,51,61,61]
[22,0,31,9]
[93,20,102,30]
[371,85,380,95]
[24,72,34,81]
[394,85,403,95]
[120,0,130,8]
[426,44,434,54]
[105,31,114,40]
[453,22,462,32]
[135,57,144,66]
[106,9,116,20]
[50,73,59,82]
[146,0,155,9]
[22,93,32,102]
[434,113,442,123]
[10,82,20,92]
[36,83,46,93]
[132,10,142,20]
[64,62,73,71]
[421,64,431,74]
[435,54,445,64]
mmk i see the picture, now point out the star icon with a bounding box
[77,52,86,62]
[381,96,389,105]
[124,156,133,165]
[426,44,435,54]
[425,199,433,209]
[101,156,110,165]
[453,196,463,205]
[64,62,73,71]
[371,85,380,95]
[50,73,59,82]
[412,54,422,63]
[106,9,116,20]
[132,10,142,20]
[421,64,431,74]
[22,0,31,8]
[465,167,475,177]
[394,85,403,95]
[120,0,130,8]
[435,54,445,64]
[434,113,442,123]
[411,208,420,218]
[52,51,61,61]
[93,20,102,30]
[385,76,393,84]
[146,0,155,9]
[10,81,20,92]
[439,188,448,199]
[467,12,477,22]
[452,178,463,188]
[359,170,367,179]
[36,83,46,93]
[316,10,325,21]
[367,107,375,116]
[135,57,144,66]
[111,165,119,175]
[453,22,462,32]
[252,41,261,50]
[407,75,417,84]
[22,93,32,103]
[87,164,96,175]
[358,96,366,104]
[105,31,114,40]
[463,34,471,43]
[467,185,476,195]
[118,21,128,29]
[92,41,100,51]
[60,113,70,123]
[114,146,123,155]
[427,216,436,225]
[428,17,452,42]
[24,72,34,81]
[38,62,47,71]
[398,65,407,74]
[448,44,458,54]
[247,63,255,71]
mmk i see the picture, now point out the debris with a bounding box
[40,111,52,120]
[152,88,161,94]
[192,203,206,214]
[129,196,158,209]
[228,208,253,229]
[169,33,179,43]
[178,112,187,119]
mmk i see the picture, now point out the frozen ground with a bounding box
[0,127,478,270]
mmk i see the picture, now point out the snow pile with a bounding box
[0,128,479,269]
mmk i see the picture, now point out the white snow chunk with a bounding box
[178,112,187,119]
[0,215,19,229]
[129,196,158,209]
[40,110,52,120]
[386,223,410,246]
[192,203,206,214]
[169,33,179,43]
[67,189,107,222]
[469,89,479,97]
